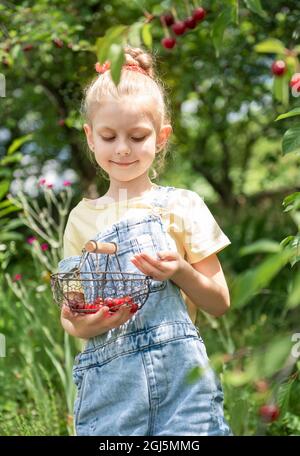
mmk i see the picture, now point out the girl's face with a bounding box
[83,96,171,184]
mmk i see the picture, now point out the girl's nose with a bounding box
[116,144,131,156]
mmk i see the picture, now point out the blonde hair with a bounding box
[80,45,172,181]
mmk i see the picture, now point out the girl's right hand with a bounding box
[60,302,135,339]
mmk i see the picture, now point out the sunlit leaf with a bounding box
[212,8,232,58]
[254,38,286,54]
[282,126,300,154]
[244,0,267,18]
[141,23,152,49]
[7,134,33,155]
[276,108,300,121]
[239,240,282,256]
[232,248,294,308]
[108,43,125,86]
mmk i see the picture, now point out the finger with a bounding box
[131,255,161,278]
[138,252,165,271]
[107,304,135,325]
[62,305,82,319]
[61,304,73,318]
[131,256,154,276]
[86,306,110,321]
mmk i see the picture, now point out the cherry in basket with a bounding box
[103,296,138,314]
[64,291,86,310]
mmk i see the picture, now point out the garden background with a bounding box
[0,0,300,436]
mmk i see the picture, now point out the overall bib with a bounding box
[58,186,232,436]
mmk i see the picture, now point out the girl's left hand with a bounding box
[130,250,185,281]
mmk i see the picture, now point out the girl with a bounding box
[58,46,233,436]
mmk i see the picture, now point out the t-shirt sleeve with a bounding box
[171,190,231,264]
[62,209,83,258]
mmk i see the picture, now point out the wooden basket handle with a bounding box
[84,240,117,254]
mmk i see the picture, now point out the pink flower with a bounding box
[38,178,46,186]
[63,180,72,187]
[13,273,22,282]
[41,243,49,251]
[46,183,53,189]
[27,236,37,244]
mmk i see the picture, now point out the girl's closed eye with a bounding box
[101,136,146,142]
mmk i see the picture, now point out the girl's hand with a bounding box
[61,301,135,339]
[130,250,185,281]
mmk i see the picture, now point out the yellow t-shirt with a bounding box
[62,184,231,324]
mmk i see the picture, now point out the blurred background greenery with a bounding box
[0,0,300,436]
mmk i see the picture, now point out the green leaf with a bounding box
[273,75,283,103]
[282,192,300,212]
[273,73,289,106]
[232,248,294,309]
[248,336,293,380]
[7,133,33,155]
[282,126,300,154]
[0,232,24,242]
[0,205,21,218]
[229,0,239,24]
[212,8,232,58]
[275,108,300,121]
[44,346,67,391]
[108,43,125,86]
[254,38,286,54]
[239,239,282,256]
[0,181,9,201]
[128,22,143,48]
[244,0,267,18]
[141,23,152,50]
[287,270,300,309]
[96,25,128,64]
[277,379,296,417]
[11,43,21,60]
[0,153,23,166]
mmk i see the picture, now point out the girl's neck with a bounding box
[105,180,156,201]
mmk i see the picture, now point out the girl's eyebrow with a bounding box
[97,125,152,132]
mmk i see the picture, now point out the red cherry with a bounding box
[53,38,64,48]
[58,118,65,127]
[103,297,122,312]
[290,73,300,92]
[161,37,176,49]
[271,60,286,76]
[259,404,280,422]
[130,303,139,314]
[123,295,133,303]
[160,13,174,27]
[192,7,206,22]
[22,44,34,52]
[171,21,186,35]
[184,17,197,29]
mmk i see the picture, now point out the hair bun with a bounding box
[123,45,154,78]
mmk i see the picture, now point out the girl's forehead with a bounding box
[92,96,155,129]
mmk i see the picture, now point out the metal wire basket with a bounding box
[51,240,152,314]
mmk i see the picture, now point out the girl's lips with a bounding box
[110,161,138,166]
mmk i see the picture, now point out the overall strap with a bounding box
[151,185,176,211]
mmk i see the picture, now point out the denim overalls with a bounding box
[58,185,232,436]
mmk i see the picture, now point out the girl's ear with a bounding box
[83,123,95,151]
[156,124,172,152]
